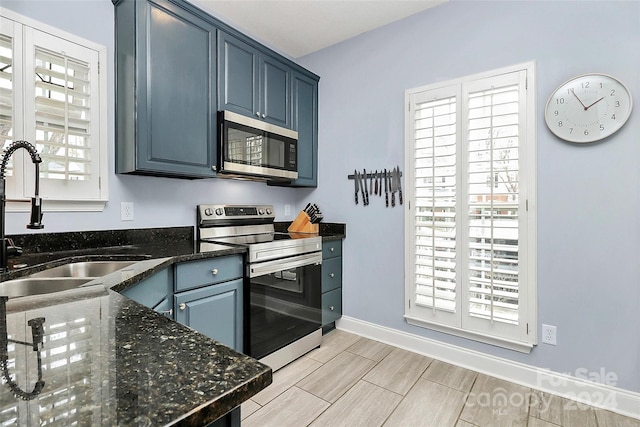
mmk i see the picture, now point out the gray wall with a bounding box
[297,0,640,393]
[1,0,310,234]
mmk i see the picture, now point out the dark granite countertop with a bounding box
[1,287,271,426]
[0,227,270,426]
[0,223,346,425]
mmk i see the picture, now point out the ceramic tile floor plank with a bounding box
[297,351,376,403]
[363,347,432,395]
[345,336,394,361]
[307,329,362,363]
[527,417,561,427]
[529,390,597,427]
[309,380,403,427]
[240,399,261,420]
[595,409,640,427]
[455,421,478,427]
[459,374,530,427]
[242,386,330,427]
[383,378,467,427]
[422,359,478,393]
[251,355,323,406]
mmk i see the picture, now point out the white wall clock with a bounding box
[544,73,633,143]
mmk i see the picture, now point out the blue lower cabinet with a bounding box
[174,278,244,352]
[121,267,172,309]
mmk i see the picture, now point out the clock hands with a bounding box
[570,88,604,111]
[585,96,604,110]
[570,88,588,110]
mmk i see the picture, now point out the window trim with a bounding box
[0,7,109,212]
[403,62,537,353]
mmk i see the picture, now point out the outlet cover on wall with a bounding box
[541,324,557,345]
[121,202,134,221]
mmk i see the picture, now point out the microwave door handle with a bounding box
[249,252,322,278]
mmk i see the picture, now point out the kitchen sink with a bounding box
[0,261,138,298]
[0,277,95,297]
[26,261,137,279]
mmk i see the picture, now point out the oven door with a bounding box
[247,252,322,360]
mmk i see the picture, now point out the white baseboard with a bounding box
[336,316,640,421]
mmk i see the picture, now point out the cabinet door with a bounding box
[135,0,216,177]
[121,267,172,309]
[175,279,243,352]
[218,31,259,119]
[289,71,318,187]
[261,54,290,128]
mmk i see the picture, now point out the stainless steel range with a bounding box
[197,204,322,371]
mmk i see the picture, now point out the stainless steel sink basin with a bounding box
[0,277,95,297]
[27,261,137,279]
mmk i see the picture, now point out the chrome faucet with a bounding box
[0,141,44,273]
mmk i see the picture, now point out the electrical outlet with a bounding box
[542,324,557,345]
[284,204,291,217]
[121,202,134,221]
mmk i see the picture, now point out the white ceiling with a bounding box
[191,0,447,58]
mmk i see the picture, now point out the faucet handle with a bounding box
[26,197,44,229]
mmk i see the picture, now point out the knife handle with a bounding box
[355,192,358,205]
[391,191,395,207]
[385,191,389,207]
[399,188,403,205]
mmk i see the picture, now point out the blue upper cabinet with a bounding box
[218,31,291,129]
[290,71,318,187]
[114,0,217,178]
[113,0,318,184]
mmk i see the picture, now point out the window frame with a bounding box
[404,62,537,353]
[0,7,108,213]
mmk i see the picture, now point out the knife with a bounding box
[354,169,359,205]
[374,170,378,195]
[370,170,374,195]
[357,171,367,206]
[363,169,369,205]
[391,168,396,207]
[384,168,389,207]
[396,166,403,205]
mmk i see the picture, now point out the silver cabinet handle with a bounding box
[256,112,260,117]
[261,113,266,119]
[330,247,335,252]
[329,273,335,278]
[179,303,186,311]
[211,268,218,275]
[329,306,335,311]
[158,309,173,317]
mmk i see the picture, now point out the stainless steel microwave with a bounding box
[217,110,298,181]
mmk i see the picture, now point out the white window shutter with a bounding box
[22,26,102,201]
[405,64,535,350]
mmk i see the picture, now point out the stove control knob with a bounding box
[258,208,265,215]
[204,208,213,216]
[215,208,223,216]
[266,208,273,215]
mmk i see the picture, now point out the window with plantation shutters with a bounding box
[404,63,537,352]
[0,10,107,211]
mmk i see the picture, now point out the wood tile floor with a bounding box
[241,329,640,427]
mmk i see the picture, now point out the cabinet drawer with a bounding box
[175,256,243,292]
[121,267,172,308]
[321,257,342,293]
[322,287,342,326]
[322,240,342,259]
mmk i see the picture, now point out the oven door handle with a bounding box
[249,251,322,278]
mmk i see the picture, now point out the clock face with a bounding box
[544,74,633,143]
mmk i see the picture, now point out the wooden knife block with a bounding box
[287,211,319,234]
